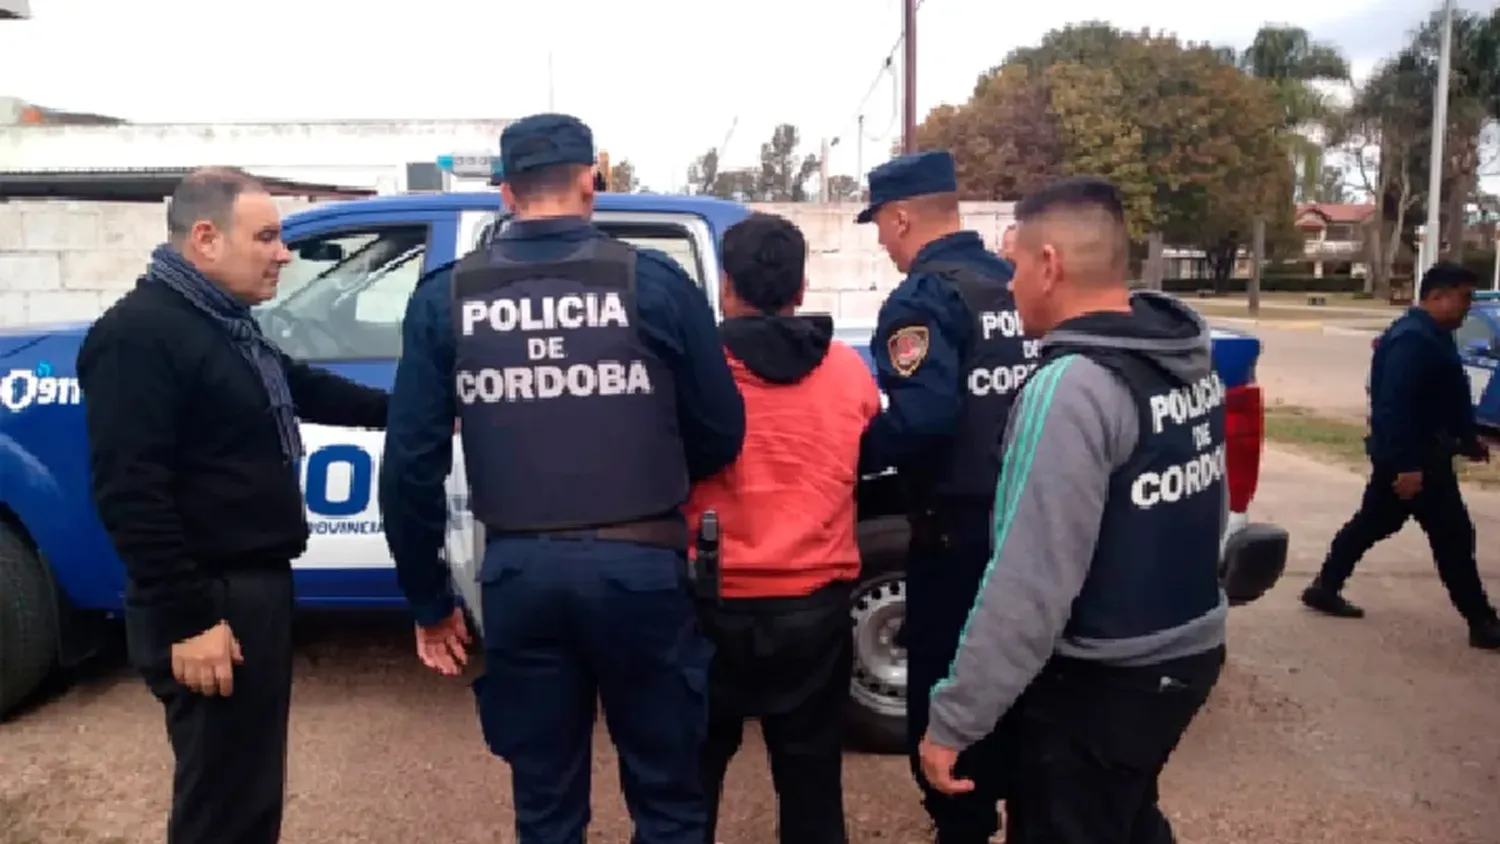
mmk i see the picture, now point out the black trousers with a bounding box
[125,569,296,844]
[1004,646,1225,844]
[1316,462,1497,625]
[905,505,1014,844]
[698,581,853,844]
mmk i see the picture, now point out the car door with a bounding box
[257,209,459,603]
[1454,309,1500,430]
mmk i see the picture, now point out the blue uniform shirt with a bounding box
[1367,306,1480,474]
[860,231,1015,474]
[380,217,746,625]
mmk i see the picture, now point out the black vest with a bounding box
[911,259,1036,502]
[449,236,689,532]
[1061,348,1227,641]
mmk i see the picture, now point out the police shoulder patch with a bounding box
[888,325,930,377]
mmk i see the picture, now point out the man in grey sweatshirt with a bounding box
[918,177,1228,844]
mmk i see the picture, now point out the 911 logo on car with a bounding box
[0,365,82,413]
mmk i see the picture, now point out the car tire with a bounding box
[0,520,60,718]
[847,516,909,755]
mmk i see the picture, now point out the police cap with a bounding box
[856,150,959,224]
[499,113,596,181]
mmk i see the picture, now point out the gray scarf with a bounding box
[145,244,304,464]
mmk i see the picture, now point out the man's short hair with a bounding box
[1420,262,1480,297]
[504,163,590,202]
[1013,176,1129,277]
[1014,176,1126,226]
[722,212,807,313]
[166,167,267,239]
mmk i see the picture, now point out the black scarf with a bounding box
[144,244,303,464]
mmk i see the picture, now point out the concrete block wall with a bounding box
[0,198,314,326]
[0,199,1013,327]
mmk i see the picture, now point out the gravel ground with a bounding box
[4,445,1499,844]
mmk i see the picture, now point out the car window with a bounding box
[1455,312,1493,352]
[473,218,706,287]
[255,225,431,362]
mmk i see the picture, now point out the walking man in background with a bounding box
[685,212,881,844]
[919,176,1227,844]
[857,149,1034,844]
[1000,223,1018,264]
[79,167,390,844]
[1302,262,1500,650]
[379,113,746,844]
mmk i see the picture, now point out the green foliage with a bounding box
[919,23,1300,281]
[685,123,821,202]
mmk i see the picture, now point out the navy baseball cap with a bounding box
[498,113,596,182]
[856,150,959,224]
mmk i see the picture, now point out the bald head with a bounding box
[1013,177,1129,286]
[166,167,267,243]
[1009,177,1132,335]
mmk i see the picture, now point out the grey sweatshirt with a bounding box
[925,291,1229,751]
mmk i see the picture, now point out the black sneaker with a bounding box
[1301,584,1366,618]
[1468,619,1500,650]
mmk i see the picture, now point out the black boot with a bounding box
[1301,583,1366,618]
[1468,618,1500,651]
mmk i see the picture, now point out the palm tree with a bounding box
[1240,26,1352,202]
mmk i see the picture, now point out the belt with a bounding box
[493,517,688,552]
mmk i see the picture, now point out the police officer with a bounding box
[856,150,1032,844]
[917,177,1228,844]
[378,113,747,844]
[1302,262,1500,650]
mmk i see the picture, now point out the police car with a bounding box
[0,186,1289,752]
[1457,290,1500,433]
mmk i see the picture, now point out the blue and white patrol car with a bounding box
[0,187,1289,751]
[1457,290,1500,433]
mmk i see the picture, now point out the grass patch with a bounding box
[1264,404,1500,488]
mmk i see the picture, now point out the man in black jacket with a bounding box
[78,167,390,844]
[1303,262,1500,651]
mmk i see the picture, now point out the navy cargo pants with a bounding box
[903,502,1015,844]
[472,535,712,844]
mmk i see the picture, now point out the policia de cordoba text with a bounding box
[456,291,654,403]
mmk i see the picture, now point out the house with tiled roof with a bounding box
[1295,202,1378,278]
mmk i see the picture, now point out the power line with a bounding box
[830,0,927,148]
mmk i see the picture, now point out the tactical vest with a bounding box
[450,237,689,532]
[911,259,1036,502]
[1061,349,1227,641]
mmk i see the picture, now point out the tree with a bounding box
[686,148,720,196]
[922,25,1300,287]
[608,159,641,193]
[1403,7,1500,260]
[1238,25,1351,201]
[825,174,863,202]
[915,65,1061,202]
[756,124,820,201]
[1330,65,1427,296]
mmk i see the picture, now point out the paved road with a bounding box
[3,447,1498,844]
[1211,319,1378,420]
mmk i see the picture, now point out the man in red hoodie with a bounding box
[685,212,881,844]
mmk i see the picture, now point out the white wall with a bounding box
[0,198,1014,327]
[0,120,513,194]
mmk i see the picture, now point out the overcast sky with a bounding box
[0,0,1495,193]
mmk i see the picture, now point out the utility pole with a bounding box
[1419,0,1455,290]
[547,51,556,110]
[856,114,865,186]
[902,0,918,154]
[819,138,831,202]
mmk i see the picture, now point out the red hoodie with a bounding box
[684,315,880,599]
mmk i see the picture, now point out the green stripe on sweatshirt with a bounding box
[932,354,1078,693]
